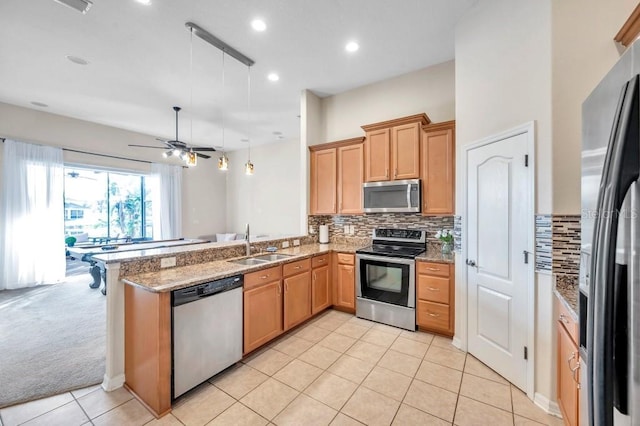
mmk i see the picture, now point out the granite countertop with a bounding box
[122,242,366,293]
[416,246,455,264]
[554,275,579,318]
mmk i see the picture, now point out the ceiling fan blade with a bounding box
[190,147,216,152]
[195,152,211,159]
[128,144,167,149]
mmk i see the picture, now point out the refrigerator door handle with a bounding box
[629,181,640,423]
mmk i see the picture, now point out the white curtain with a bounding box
[151,163,182,239]
[0,140,65,290]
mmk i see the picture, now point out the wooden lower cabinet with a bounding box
[284,271,312,330]
[243,280,283,354]
[333,253,355,311]
[416,261,454,335]
[557,296,581,426]
[312,264,331,314]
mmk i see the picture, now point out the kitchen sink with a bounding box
[228,258,269,266]
[252,253,294,262]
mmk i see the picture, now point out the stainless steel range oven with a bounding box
[356,229,426,331]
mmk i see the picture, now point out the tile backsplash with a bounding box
[308,214,454,243]
[552,215,581,276]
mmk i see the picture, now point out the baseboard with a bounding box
[534,392,562,418]
[452,336,464,351]
[102,373,125,392]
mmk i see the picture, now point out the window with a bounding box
[64,167,153,240]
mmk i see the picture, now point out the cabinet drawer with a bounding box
[312,254,330,268]
[283,258,310,277]
[244,266,282,290]
[417,301,450,332]
[417,275,449,304]
[557,296,579,345]
[336,253,354,265]
[417,261,450,277]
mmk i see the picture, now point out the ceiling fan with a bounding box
[128,106,216,160]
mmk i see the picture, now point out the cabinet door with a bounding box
[391,122,420,180]
[421,125,455,215]
[244,281,283,354]
[335,264,355,309]
[284,271,311,330]
[310,148,337,215]
[338,143,364,214]
[312,265,331,314]
[364,129,390,182]
[557,322,580,426]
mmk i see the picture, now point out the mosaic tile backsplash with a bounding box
[535,215,552,273]
[552,215,581,276]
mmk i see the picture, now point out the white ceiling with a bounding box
[0,0,474,152]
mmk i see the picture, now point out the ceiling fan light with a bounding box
[162,150,172,158]
[218,154,229,171]
[186,151,197,166]
[245,161,254,175]
[173,149,182,157]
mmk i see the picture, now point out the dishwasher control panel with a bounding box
[172,275,243,307]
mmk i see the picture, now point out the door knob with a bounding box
[466,259,476,267]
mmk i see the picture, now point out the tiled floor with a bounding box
[0,310,564,426]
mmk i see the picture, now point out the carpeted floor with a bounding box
[0,260,105,408]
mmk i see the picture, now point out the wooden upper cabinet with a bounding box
[362,114,430,182]
[310,148,337,215]
[421,121,455,216]
[364,129,390,182]
[391,122,420,180]
[338,143,364,214]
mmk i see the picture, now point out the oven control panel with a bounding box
[373,228,425,242]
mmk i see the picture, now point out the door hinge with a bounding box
[524,346,528,360]
[525,154,529,167]
[523,250,529,264]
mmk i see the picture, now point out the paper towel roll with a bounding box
[319,225,329,244]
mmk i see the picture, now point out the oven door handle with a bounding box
[356,253,416,266]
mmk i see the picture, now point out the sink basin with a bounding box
[228,258,269,266]
[252,253,294,262]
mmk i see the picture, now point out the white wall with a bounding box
[551,0,637,214]
[301,90,323,233]
[319,61,456,143]
[0,102,226,239]
[455,0,555,403]
[225,138,301,238]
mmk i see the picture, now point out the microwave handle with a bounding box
[407,184,411,208]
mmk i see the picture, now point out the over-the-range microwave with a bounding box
[362,179,421,213]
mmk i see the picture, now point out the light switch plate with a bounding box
[343,225,349,234]
[309,225,315,234]
[349,225,355,235]
[293,239,300,246]
[160,257,176,268]
[282,241,290,248]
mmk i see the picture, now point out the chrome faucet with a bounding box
[245,223,250,256]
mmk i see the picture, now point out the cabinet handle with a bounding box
[395,168,398,178]
[285,282,289,292]
[261,274,269,280]
[559,313,569,324]
[572,363,581,387]
[428,312,440,317]
[294,266,301,269]
[318,258,325,262]
[426,267,440,271]
[567,352,576,369]
[313,272,317,281]
[427,287,440,291]
[277,283,281,294]
[385,168,389,178]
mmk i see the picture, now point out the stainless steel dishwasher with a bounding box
[172,274,243,399]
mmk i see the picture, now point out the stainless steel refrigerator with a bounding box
[582,41,640,426]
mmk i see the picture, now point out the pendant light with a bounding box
[245,65,254,175]
[218,51,229,171]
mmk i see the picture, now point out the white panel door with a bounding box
[467,132,530,391]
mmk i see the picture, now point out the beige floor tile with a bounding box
[403,379,457,422]
[314,316,348,331]
[273,359,323,391]
[415,360,463,393]
[360,329,398,348]
[341,387,400,426]
[330,413,365,425]
[392,404,451,426]
[345,316,375,329]
[345,340,387,364]
[325,310,354,321]
[21,401,88,426]
[431,335,464,352]
[317,333,357,353]
[208,402,268,426]
[294,325,332,343]
[92,399,154,426]
[361,366,412,401]
[273,394,337,426]
[211,364,269,399]
[240,378,299,420]
[143,413,185,425]
[334,322,369,339]
[70,384,102,399]
[399,329,434,344]
[327,354,375,384]
[389,337,429,358]
[298,344,342,369]
[424,345,466,371]
[460,374,512,411]
[77,387,133,420]
[511,387,563,426]
[454,396,513,426]
[377,350,422,378]
[0,393,74,426]
[514,415,547,425]
[304,372,358,410]
[465,355,509,384]
[271,335,314,358]
[171,383,235,426]
[371,323,403,336]
[244,348,293,376]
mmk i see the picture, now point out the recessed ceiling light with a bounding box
[31,101,48,108]
[135,0,151,4]
[241,138,249,142]
[267,73,279,82]
[251,19,266,32]
[272,131,282,136]
[66,55,89,65]
[345,41,359,53]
